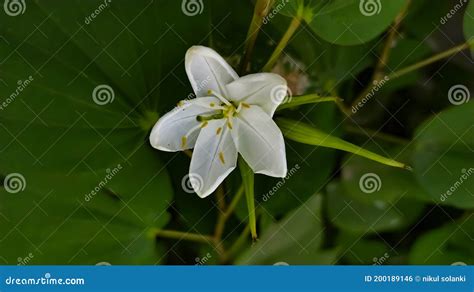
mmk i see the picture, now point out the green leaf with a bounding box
[409,215,474,265]
[237,194,337,264]
[277,94,340,111]
[463,0,474,55]
[277,118,409,169]
[340,144,432,204]
[327,181,423,233]
[306,0,407,45]
[0,145,173,264]
[412,102,474,209]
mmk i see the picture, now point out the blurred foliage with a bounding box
[0,0,473,265]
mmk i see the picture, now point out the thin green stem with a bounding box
[351,0,411,112]
[387,40,474,80]
[262,15,302,72]
[239,156,257,240]
[277,94,341,111]
[214,184,244,241]
[152,229,214,244]
[240,0,273,74]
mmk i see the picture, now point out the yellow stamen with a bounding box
[200,121,208,128]
[210,102,215,107]
[181,136,187,148]
[177,100,184,107]
[219,152,225,164]
[207,89,212,95]
[242,103,250,108]
[227,120,233,129]
[216,127,222,135]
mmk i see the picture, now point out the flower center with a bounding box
[196,90,250,124]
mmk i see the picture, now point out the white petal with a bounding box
[225,73,287,117]
[232,106,287,177]
[190,119,237,198]
[185,46,239,97]
[149,97,221,152]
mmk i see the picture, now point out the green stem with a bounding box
[214,184,244,241]
[388,40,474,80]
[152,229,214,244]
[239,156,257,240]
[277,94,341,111]
[262,15,302,72]
[240,0,273,74]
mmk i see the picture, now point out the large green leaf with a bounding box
[327,181,423,233]
[340,144,432,204]
[412,102,474,209]
[409,215,474,265]
[0,0,212,264]
[0,145,173,264]
[237,194,337,264]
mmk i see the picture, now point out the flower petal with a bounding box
[149,97,220,152]
[225,73,287,117]
[185,46,238,97]
[190,119,237,198]
[232,106,287,177]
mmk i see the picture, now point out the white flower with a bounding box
[150,46,288,198]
